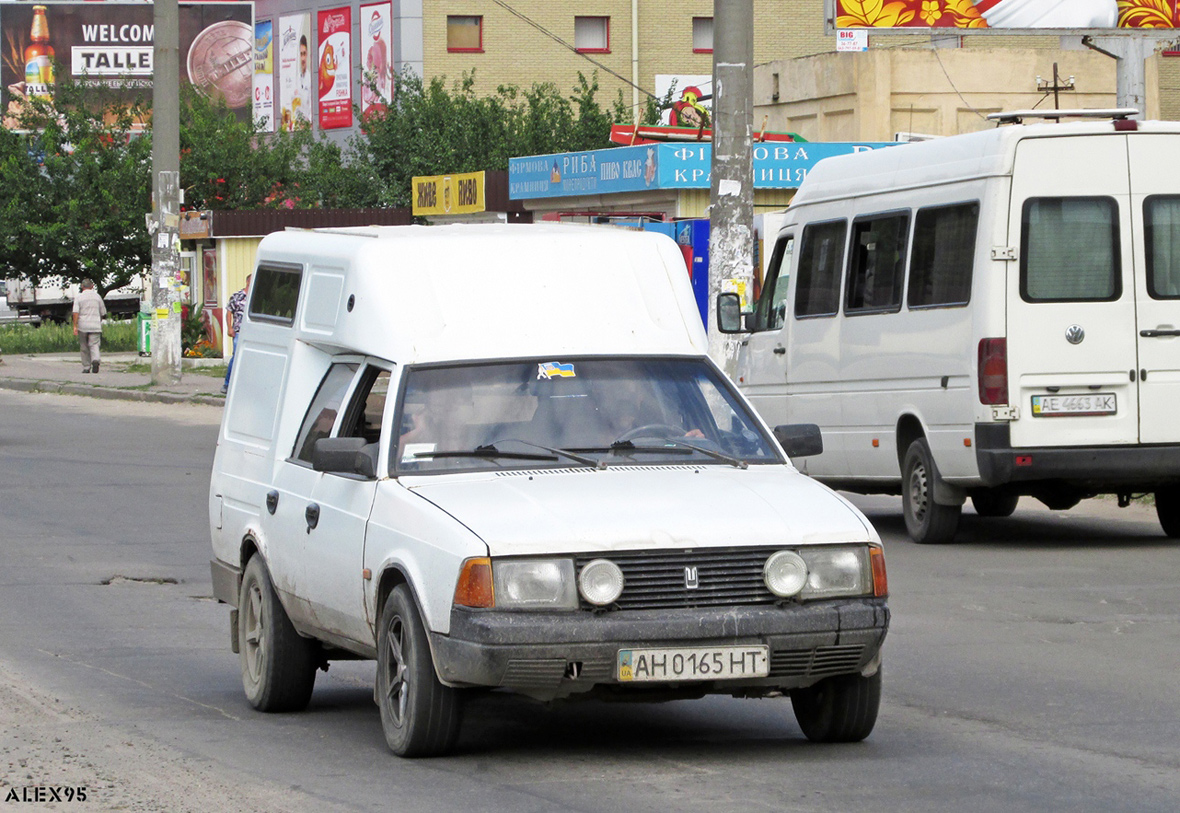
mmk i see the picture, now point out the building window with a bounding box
[447,15,482,52]
[693,17,713,53]
[575,16,609,53]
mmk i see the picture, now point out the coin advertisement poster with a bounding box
[0,1,255,129]
[253,19,274,132]
[278,12,311,132]
[316,6,352,130]
[359,2,392,119]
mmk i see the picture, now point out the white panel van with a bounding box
[722,115,1180,544]
[208,224,889,756]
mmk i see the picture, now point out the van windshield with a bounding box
[394,357,780,473]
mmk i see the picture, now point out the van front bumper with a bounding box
[975,423,1180,489]
[430,599,889,700]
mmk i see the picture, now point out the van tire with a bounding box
[970,491,1020,518]
[902,439,960,544]
[1155,487,1180,538]
[791,669,881,743]
[238,555,317,712]
[377,585,462,757]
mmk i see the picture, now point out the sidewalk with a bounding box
[0,352,226,406]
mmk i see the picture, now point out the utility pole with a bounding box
[707,0,754,373]
[1083,34,1154,118]
[150,0,183,384]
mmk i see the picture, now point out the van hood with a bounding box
[403,465,876,557]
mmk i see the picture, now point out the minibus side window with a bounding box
[908,202,979,309]
[1144,196,1180,299]
[250,264,304,325]
[794,220,846,318]
[846,212,909,314]
[751,235,794,331]
[1021,197,1120,302]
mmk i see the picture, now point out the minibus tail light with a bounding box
[978,338,1008,405]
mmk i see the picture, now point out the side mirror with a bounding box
[312,437,378,478]
[773,424,823,458]
[716,292,746,334]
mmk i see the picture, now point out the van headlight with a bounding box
[763,546,873,600]
[492,558,578,610]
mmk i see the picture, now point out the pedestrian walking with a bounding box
[72,279,107,374]
[222,274,251,394]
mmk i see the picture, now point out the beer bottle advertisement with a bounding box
[2,2,255,129]
[23,4,55,100]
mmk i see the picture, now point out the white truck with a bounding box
[721,112,1180,544]
[208,223,890,756]
[5,276,143,322]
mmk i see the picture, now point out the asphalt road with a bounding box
[1,389,1178,812]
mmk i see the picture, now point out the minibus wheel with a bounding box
[1155,486,1180,538]
[376,585,463,757]
[970,490,1020,518]
[791,669,881,743]
[902,439,961,544]
[238,555,317,712]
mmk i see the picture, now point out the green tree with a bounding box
[0,78,152,296]
[356,70,623,209]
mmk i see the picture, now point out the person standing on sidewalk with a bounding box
[222,274,251,394]
[72,279,107,374]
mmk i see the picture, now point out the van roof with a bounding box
[791,119,1180,206]
[252,223,707,364]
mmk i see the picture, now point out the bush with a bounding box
[0,319,137,354]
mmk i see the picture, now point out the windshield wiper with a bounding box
[414,444,558,462]
[493,439,605,469]
[604,439,748,469]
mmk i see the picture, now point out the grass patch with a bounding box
[120,361,227,377]
[0,319,137,354]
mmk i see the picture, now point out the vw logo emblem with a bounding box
[1065,325,1085,345]
[684,566,700,589]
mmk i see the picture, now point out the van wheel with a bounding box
[970,490,1020,518]
[238,555,317,712]
[1155,487,1180,538]
[902,439,960,544]
[791,670,881,743]
[377,585,462,757]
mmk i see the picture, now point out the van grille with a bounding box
[575,547,776,610]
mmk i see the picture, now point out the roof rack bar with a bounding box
[986,108,1140,124]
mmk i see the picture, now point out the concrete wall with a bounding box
[754,48,1162,142]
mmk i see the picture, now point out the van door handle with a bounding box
[773,346,786,355]
[305,503,320,533]
[1140,329,1180,337]
[265,490,279,515]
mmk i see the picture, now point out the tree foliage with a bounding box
[356,70,627,208]
[0,69,632,290]
[0,78,152,295]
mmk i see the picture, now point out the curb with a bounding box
[0,377,225,407]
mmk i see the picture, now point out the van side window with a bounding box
[845,212,908,314]
[752,235,794,331]
[1144,196,1180,299]
[908,202,978,308]
[338,368,392,445]
[250,265,304,325]
[1021,197,1120,302]
[293,363,359,462]
[794,220,846,318]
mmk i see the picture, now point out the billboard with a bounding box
[833,0,1180,29]
[254,19,274,132]
[1,2,255,127]
[316,6,351,130]
[277,12,311,131]
[360,1,392,119]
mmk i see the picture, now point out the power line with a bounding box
[488,0,660,105]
